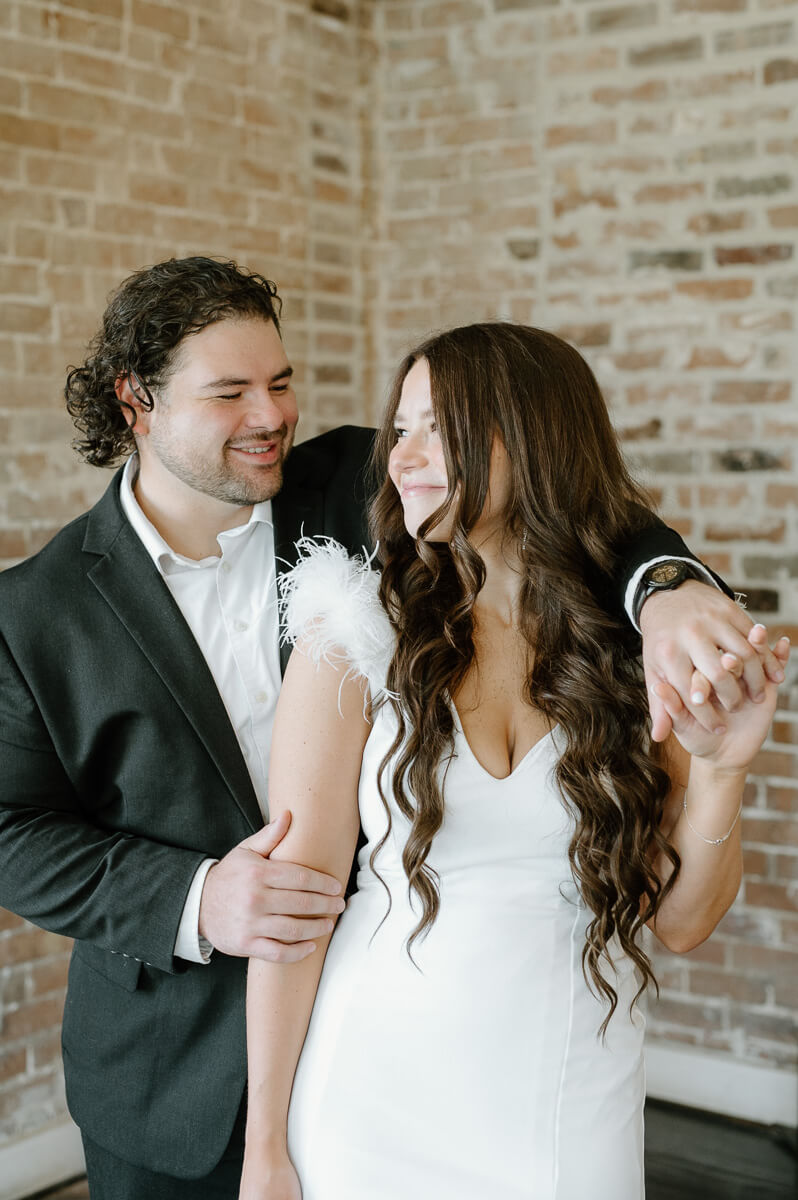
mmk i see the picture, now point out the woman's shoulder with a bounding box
[278,537,394,693]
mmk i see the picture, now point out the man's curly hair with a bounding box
[64,256,282,467]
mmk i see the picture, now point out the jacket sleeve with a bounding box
[611,511,734,621]
[0,633,206,974]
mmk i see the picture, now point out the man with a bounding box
[0,257,782,1198]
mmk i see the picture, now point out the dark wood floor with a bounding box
[645,1100,798,1200]
[32,1101,798,1199]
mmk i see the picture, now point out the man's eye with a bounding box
[218,393,242,401]
[271,384,289,394]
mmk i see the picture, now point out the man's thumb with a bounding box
[242,810,291,857]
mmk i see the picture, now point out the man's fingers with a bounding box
[241,810,292,857]
[652,680,686,722]
[262,858,343,897]
[261,886,346,917]
[256,915,336,944]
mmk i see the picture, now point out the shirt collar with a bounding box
[119,456,273,575]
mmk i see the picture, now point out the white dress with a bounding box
[280,542,646,1200]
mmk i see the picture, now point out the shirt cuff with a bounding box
[625,555,720,634]
[174,858,218,964]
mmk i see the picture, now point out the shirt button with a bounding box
[221,562,232,574]
[234,619,249,633]
[255,691,268,705]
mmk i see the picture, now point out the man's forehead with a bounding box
[168,317,289,379]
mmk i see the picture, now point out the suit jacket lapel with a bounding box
[272,477,324,677]
[83,480,262,832]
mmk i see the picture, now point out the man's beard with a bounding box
[151,427,294,506]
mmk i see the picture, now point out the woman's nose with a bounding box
[391,431,426,471]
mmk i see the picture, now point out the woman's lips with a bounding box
[400,483,446,497]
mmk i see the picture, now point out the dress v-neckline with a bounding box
[451,704,558,783]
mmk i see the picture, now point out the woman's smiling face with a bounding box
[388,356,513,546]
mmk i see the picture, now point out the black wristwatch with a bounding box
[632,560,706,627]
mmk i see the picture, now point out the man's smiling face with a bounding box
[134,316,298,507]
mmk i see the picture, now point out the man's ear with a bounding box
[115,373,153,435]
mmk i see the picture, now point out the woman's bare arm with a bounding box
[240,643,371,1196]
[647,638,789,953]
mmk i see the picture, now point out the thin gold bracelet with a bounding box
[682,794,743,846]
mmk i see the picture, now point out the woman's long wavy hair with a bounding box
[369,322,680,1029]
[64,256,282,467]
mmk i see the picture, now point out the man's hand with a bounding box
[198,811,345,962]
[640,580,787,743]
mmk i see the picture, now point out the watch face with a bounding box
[650,562,683,585]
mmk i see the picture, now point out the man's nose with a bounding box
[243,389,290,431]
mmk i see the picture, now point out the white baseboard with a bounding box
[646,1043,798,1128]
[0,1119,85,1200]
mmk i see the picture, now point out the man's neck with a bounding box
[132,466,253,560]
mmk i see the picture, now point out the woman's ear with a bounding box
[114,373,152,434]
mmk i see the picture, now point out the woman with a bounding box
[239,324,787,1200]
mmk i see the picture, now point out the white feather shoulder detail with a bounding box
[278,537,394,695]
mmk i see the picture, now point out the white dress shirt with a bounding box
[120,457,281,963]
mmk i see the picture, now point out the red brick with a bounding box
[715,243,794,266]
[765,786,798,814]
[131,0,189,39]
[30,957,71,996]
[546,120,616,148]
[637,182,704,204]
[687,210,748,234]
[751,750,798,779]
[764,58,798,86]
[767,484,798,506]
[688,967,768,1004]
[705,520,785,543]
[675,279,754,301]
[628,37,703,68]
[2,995,65,1041]
[767,205,798,228]
[712,380,790,404]
[746,881,798,913]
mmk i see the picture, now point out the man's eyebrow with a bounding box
[199,366,294,391]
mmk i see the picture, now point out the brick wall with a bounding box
[369,0,798,1111]
[0,0,796,1167]
[0,0,374,1163]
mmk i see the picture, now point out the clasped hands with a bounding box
[641,580,789,760]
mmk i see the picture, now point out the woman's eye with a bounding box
[393,428,407,439]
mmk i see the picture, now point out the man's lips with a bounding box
[228,440,281,463]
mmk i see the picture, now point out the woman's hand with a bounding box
[239,1147,301,1200]
[653,627,790,772]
